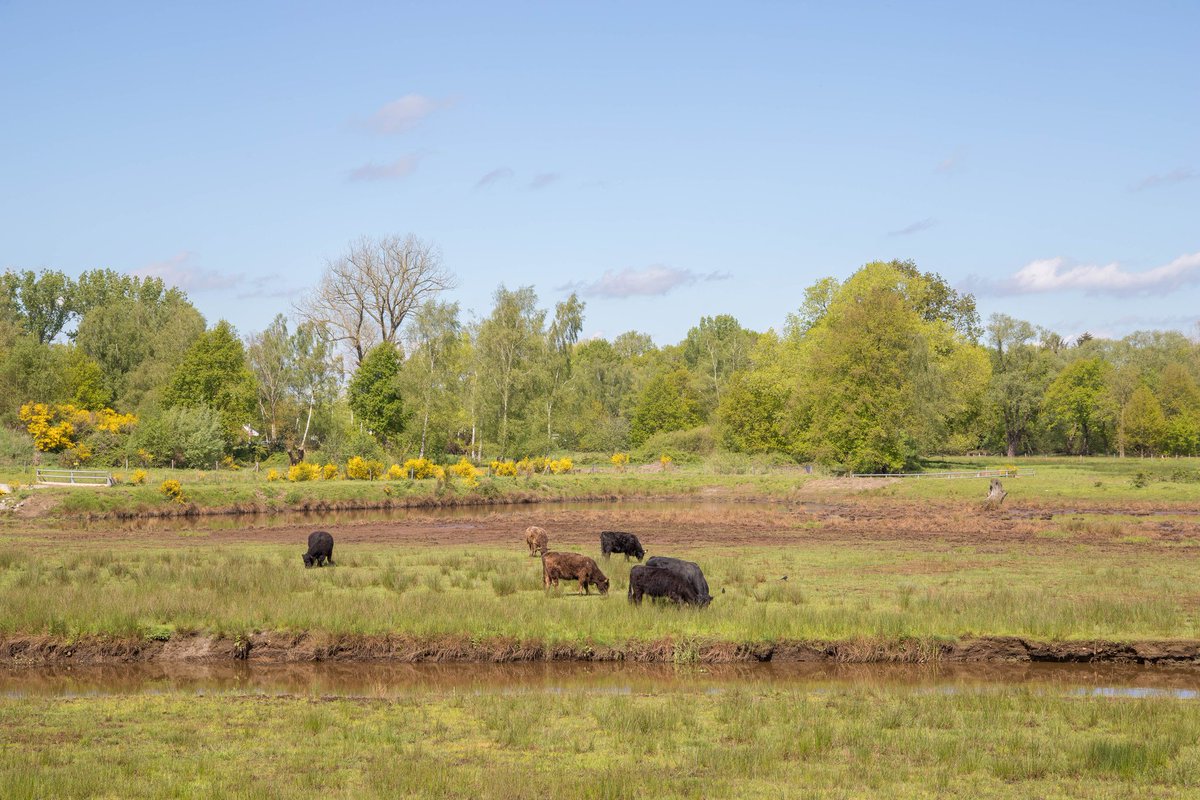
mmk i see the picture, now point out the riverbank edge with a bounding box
[4,632,1199,668]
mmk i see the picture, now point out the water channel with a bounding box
[3,661,1197,700]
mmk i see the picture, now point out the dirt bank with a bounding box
[4,632,1199,668]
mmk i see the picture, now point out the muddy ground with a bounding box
[15,497,1200,552]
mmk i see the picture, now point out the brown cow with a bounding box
[541,551,609,595]
[524,525,549,557]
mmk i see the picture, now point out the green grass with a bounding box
[885,456,1200,504]
[7,455,1199,519]
[2,686,1199,798]
[0,537,1195,643]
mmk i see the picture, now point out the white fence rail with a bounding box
[35,468,115,487]
[850,468,1036,479]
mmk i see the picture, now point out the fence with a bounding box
[849,468,1036,479]
[35,468,115,487]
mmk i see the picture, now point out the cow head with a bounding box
[302,553,314,568]
[596,574,610,594]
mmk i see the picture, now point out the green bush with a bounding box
[632,426,716,464]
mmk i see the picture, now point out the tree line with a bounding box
[2,238,1198,472]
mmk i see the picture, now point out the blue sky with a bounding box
[2,1,1197,344]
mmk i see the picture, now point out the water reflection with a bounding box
[85,499,775,533]
[3,660,1198,699]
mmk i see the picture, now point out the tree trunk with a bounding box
[985,478,1007,509]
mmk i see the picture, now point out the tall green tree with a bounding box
[163,320,257,438]
[985,314,1056,457]
[541,294,584,451]
[682,314,756,412]
[75,287,205,409]
[630,368,703,446]
[401,301,464,458]
[347,343,406,445]
[1044,358,1110,455]
[1123,385,1166,456]
[475,286,544,457]
[246,314,293,447]
[790,262,985,472]
[0,269,76,344]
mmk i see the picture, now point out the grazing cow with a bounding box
[303,530,334,568]
[645,556,712,606]
[542,551,609,595]
[524,525,549,557]
[627,565,701,606]
[599,530,645,561]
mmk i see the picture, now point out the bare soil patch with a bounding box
[4,632,1199,667]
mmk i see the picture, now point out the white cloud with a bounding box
[887,217,937,237]
[133,251,240,293]
[475,167,513,189]
[560,265,730,299]
[364,94,450,134]
[1004,252,1200,295]
[1130,167,1196,192]
[529,172,561,190]
[347,154,423,182]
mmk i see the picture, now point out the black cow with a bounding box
[645,556,711,606]
[303,530,335,567]
[628,565,701,606]
[599,530,645,561]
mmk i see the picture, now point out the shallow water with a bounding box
[84,498,778,532]
[3,660,1197,699]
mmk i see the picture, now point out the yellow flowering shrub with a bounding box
[159,479,185,503]
[130,469,148,485]
[95,409,137,434]
[660,454,673,468]
[386,463,404,481]
[403,458,440,479]
[611,452,629,470]
[449,458,479,479]
[346,456,384,480]
[490,460,518,477]
[20,402,138,453]
[220,455,241,471]
[550,457,573,474]
[288,463,320,482]
[266,469,282,482]
[322,463,340,480]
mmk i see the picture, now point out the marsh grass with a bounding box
[0,537,1195,643]
[2,687,1199,798]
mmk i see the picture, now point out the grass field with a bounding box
[3,455,1199,518]
[3,685,1199,798]
[1,519,1196,645]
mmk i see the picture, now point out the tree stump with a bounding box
[985,478,1007,508]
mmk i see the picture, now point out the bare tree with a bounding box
[297,234,454,364]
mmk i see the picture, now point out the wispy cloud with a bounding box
[935,151,963,173]
[235,273,305,301]
[559,265,730,299]
[347,153,423,182]
[1130,167,1196,192]
[529,172,560,190]
[133,252,240,293]
[887,217,937,237]
[475,167,513,189]
[977,251,1200,296]
[363,94,452,134]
